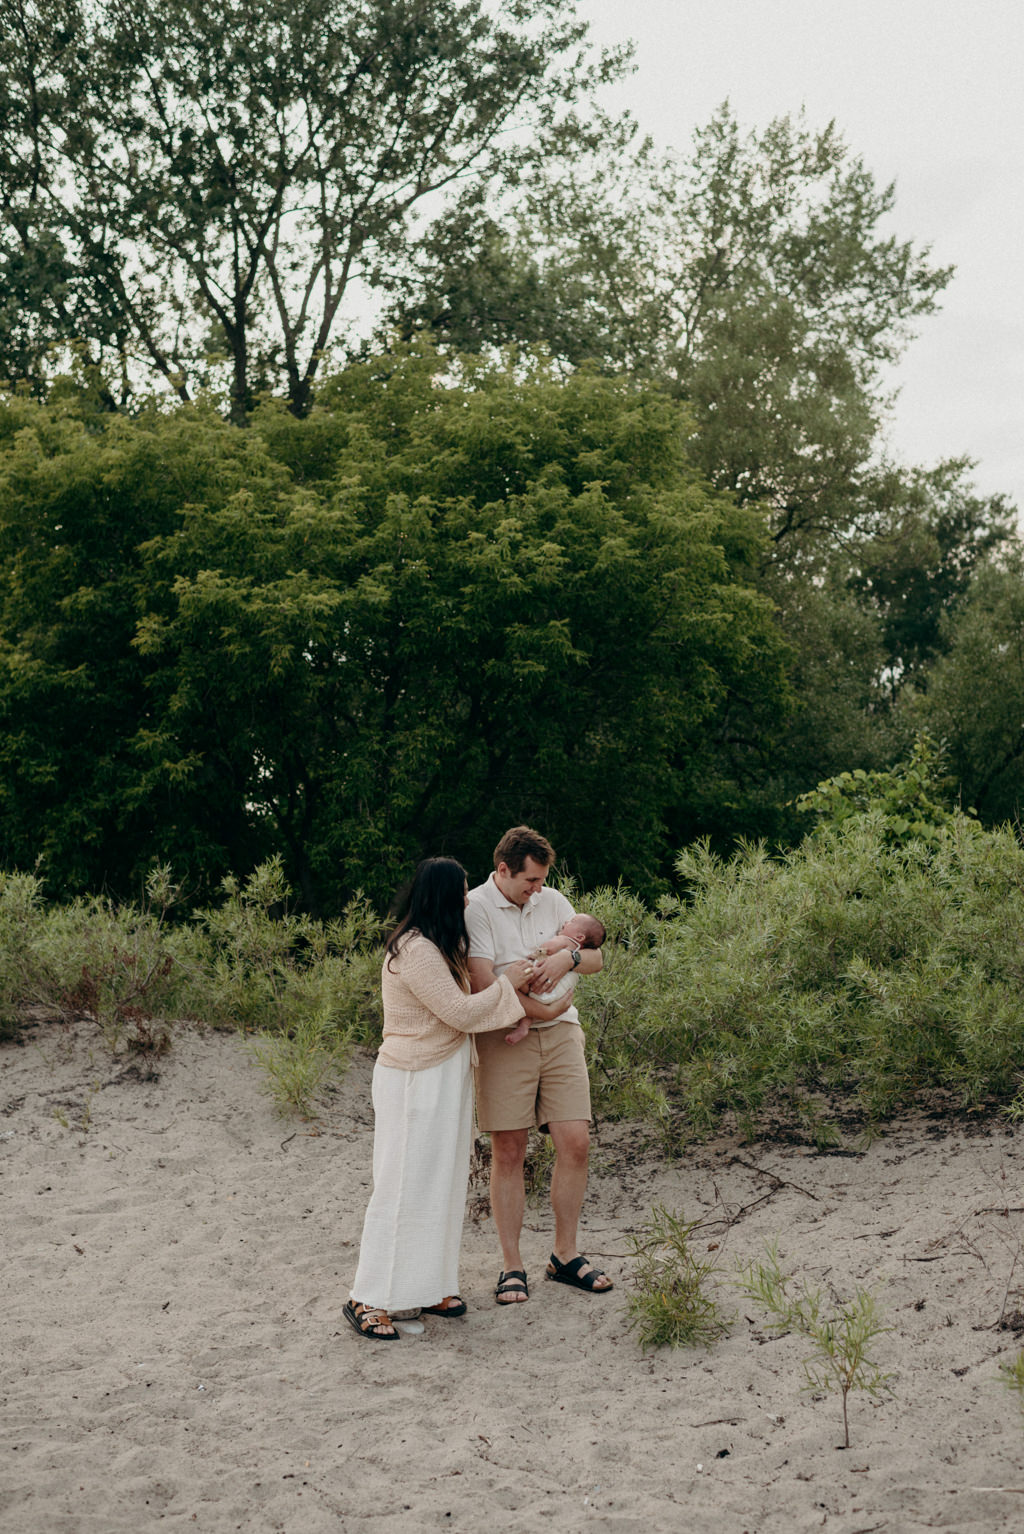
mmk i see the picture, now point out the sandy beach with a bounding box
[3,1018,1024,1532]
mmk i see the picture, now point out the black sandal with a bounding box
[495,1269,529,1304]
[343,1300,400,1339]
[422,1295,468,1317]
[545,1253,613,1293]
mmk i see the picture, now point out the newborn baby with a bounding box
[504,913,606,1045]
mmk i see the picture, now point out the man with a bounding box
[466,825,613,1304]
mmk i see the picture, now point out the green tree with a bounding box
[0,385,292,892]
[916,553,1024,824]
[0,349,789,909]
[739,461,1016,825]
[388,103,951,566]
[844,459,1015,695]
[386,103,1001,814]
[0,0,621,420]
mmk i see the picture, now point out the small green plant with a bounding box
[51,1081,99,1134]
[998,1349,1024,1421]
[1004,1091,1024,1125]
[0,863,184,1053]
[737,1242,893,1448]
[249,1007,352,1116]
[627,1204,730,1353]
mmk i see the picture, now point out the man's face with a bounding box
[495,855,550,908]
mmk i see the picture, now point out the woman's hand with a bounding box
[504,959,535,991]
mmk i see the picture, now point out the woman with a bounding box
[345,857,532,1340]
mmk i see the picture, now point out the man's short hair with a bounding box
[493,825,555,874]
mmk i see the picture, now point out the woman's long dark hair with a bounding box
[385,857,470,988]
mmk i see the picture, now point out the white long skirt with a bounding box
[350,1041,473,1312]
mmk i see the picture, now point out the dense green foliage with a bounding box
[0,856,382,1052]
[391,104,949,558]
[793,735,967,845]
[6,763,1024,1134]
[0,351,786,908]
[386,102,1017,816]
[915,551,1024,825]
[0,0,1020,1001]
[582,803,1024,1139]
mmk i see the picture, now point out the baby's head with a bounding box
[561,913,606,950]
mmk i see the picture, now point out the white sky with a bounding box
[574,0,1024,511]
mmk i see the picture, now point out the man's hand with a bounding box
[529,947,575,993]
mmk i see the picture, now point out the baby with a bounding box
[504,913,606,1045]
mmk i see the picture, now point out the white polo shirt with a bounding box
[466,874,579,1027]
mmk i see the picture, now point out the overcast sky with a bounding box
[574,0,1023,512]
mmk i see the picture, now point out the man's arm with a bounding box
[529,944,602,993]
[470,955,574,1018]
[469,956,498,994]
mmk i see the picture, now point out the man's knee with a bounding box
[549,1119,590,1167]
[490,1128,529,1174]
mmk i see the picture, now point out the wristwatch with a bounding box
[570,948,581,969]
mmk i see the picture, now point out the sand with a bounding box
[3,1018,1024,1533]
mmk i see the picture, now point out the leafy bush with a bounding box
[0,858,384,1070]
[627,1204,730,1352]
[794,734,966,846]
[250,1007,355,1117]
[0,864,186,1050]
[579,807,1024,1140]
[181,857,383,1040]
[6,735,1024,1134]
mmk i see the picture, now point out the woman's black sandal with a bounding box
[344,1300,400,1339]
[422,1295,468,1317]
[495,1269,529,1304]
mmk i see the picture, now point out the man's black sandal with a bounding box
[495,1269,529,1304]
[545,1253,613,1293]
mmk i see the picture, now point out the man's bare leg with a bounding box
[547,1119,612,1290]
[490,1127,529,1301]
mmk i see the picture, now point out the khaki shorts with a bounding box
[474,1021,591,1133]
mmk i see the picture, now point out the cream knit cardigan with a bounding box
[376,931,525,1071]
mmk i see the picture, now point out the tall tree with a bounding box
[0,387,291,890]
[387,104,952,566]
[0,0,622,420]
[915,553,1024,825]
[844,459,1015,696]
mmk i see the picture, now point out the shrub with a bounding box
[737,1241,893,1448]
[580,810,1024,1141]
[0,858,385,1077]
[626,1203,730,1352]
[0,864,187,1050]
